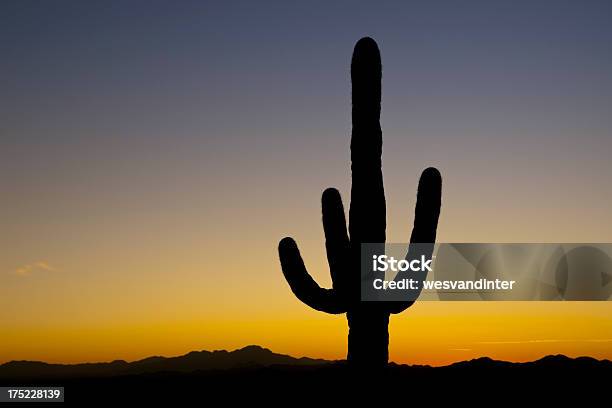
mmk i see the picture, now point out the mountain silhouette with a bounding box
[0,345,328,380]
[1,346,609,381]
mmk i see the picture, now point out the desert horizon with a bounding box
[3,343,611,367]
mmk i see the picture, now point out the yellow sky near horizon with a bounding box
[2,300,611,366]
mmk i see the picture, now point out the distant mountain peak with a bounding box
[237,345,272,352]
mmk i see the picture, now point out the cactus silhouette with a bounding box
[278,37,442,366]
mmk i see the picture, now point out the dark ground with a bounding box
[2,354,609,404]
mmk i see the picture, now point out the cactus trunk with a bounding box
[347,310,390,366]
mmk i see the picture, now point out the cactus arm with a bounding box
[409,167,442,245]
[322,188,349,293]
[278,237,346,314]
[387,167,442,314]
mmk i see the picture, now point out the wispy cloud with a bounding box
[477,339,612,345]
[13,261,57,276]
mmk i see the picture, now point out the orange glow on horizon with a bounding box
[2,301,610,366]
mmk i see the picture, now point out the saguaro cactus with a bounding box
[278,37,442,366]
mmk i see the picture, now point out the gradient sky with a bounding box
[1,0,612,365]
